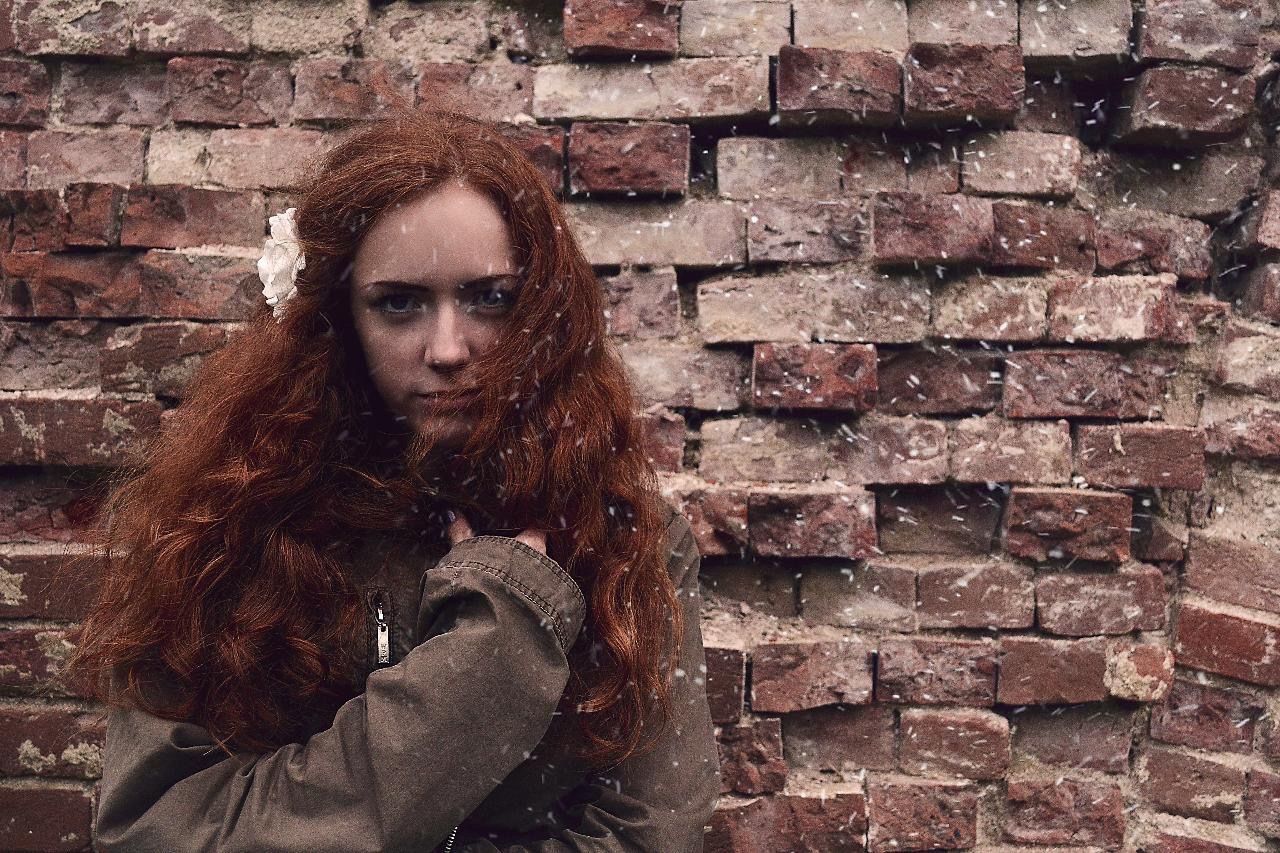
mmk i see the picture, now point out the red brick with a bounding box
[903,42,1023,124]
[8,189,66,252]
[827,412,948,484]
[751,343,877,412]
[867,777,978,853]
[100,321,233,396]
[563,0,679,59]
[0,551,103,620]
[876,638,997,706]
[27,129,145,189]
[0,626,78,696]
[1185,531,1280,615]
[57,60,168,126]
[292,58,415,122]
[1036,565,1166,636]
[496,123,565,196]
[931,273,1050,342]
[1238,190,1280,254]
[1082,148,1262,222]
[1113,66,1254,148]
[666,486,749,559]
[1245,768,1280,837]
[876,348,1001,416]
[871,191,993,264]
[899,708,1010,780]
[0,469,105,544]
[706,787,867,853]
[1002,347,1174,419]
[13,0,132,56]
[0,784,94,851]
[776,45,901,129]
[0,318,116,389]
[947,415,1072,484]
[1012,705,1134,774]
[989,200,1096,272]
[748,489,877,559]
[417,60,535,125]
[1106,641,1175,702]
[875,484,1003,555]
[1241,263,1280,323]
[697,415,824,481]
[717,717,786,795]
[568,121,689,196]
[1213,317,1280,399]
[908,0,1017,45]
[0,707,104,779]
[1004,777,1126,847]
[1075,423,1207,490]
[1201,395,1280,461]
[0,58,51,126]
[705,646,744,724]
[1003,486,1133,563]
[134,249,258,320]
[1017,74,1079,134]
[1176,599,1280,687]
[1047,273,1181,343]
[745,197,866,264]
[0,129,26,190]
[1150,678,1264,754]
[1141,746,1246,823]
[635,408,684,472]
[1148,828,1267,852]
[1095,208,1213,281]
[751,640,873,712]
[799,560,917,631]
[168,57,291,126]
[962,131,1082,198]
[998,637,1109,705]
[63,181,124,248]
[916,560,1034,629]
[0,396,162,466]
[134,4,250,54]
[703,562,797,618]
[784,705,896,773]
[121,184,264,249]
[1138,0,1263,71]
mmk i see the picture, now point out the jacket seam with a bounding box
[441,558,574,652]
[460,535,586,610]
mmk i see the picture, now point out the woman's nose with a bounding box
[424,302,469,367]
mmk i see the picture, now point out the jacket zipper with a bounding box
[443,826,458,852]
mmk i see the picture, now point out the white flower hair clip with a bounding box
[257,207,306,322]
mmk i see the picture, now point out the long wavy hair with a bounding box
[62,103,683,771]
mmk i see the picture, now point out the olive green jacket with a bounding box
[93,505,720,852]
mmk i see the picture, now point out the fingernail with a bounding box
[445,509,456,523]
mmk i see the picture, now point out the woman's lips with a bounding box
[416,390,480,411]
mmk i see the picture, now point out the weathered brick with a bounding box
[706,786,868,853]
[748,488,878,559]
[702,561,797,617]
[292,57,414,122]
[0,396,162,466]
[1113,66,1254,149]
[1046,273,1180,343]
[908,0,1017,45]
[168,56,291,126]
[931,273,1050,342]
[563,0,678,59]
[1002,486,1133,563]
[13,0,132,56]
[775,45,901,129]
[100,321,234,397]
[0,784,94,851]
[1019,0,1133,71]
[619,341,747,411]
[496,123,566,196]
[876,484,1004,555]
[567,121,688,197]
[248,0,365,55]
[899,708,1010,780]
[717,717,786,795]
[999,637,1109,705]
[205,127,329,191]
[133,0,252,54]
[799,560,917,631]
[902,42,1023,125]
[133,249,258,319]
[533,57,770,122]
[917,559,1034,629]
[1106,641,1175,702]
[365,1,487,64]
[0,706,104,779]
[25,129,145,189]
[1213,318,1280,400]
[705,646,745,724]
[664,484,750,559]
[636,409,685,472]
[792,0,909,57]
[1095,208,1213,280]
[0,319,116,388]
[784,705,896,773]
[1002,348,1173,419]
[1004,777,1126,846]
[120,185,264,250]
[1244,768,1280,837]
[989,200,1096,271]
[1138,0,1263,71]
[1017,74,1080,134]
[948,415,1071,484]
[697,268,817,343]
[1079,149,1264,222]
[0,58,51,126]
[1013,704,1135,774]
[57,60,168,126]
[8,189,66,253]
[0,550,102,620]
[1185,530,1280,615]
[876,347,1001,416]
[871,191,993,264]
[565,199,745,266]
[417,60,536,125]
[752,342,877,411]
[63,182,125,248]
[963,131,1082,198]
[876,637,997,705]
[679,0,790,58]
[843,136,911,193]
[867,776,978,853]
[698,416,826,482]
[0,469,104,544]
[745,197,866,263]
[1237,190,1280,254]
[827,412,949,484]
[1141,746,1246,823]
[1075,423,1207,490]
[1148,822,1269,852]
[0,626,78,696]
[601,266,679,339]
[1176,598,1280,686]
[0,129,26,190]
[717,137,844,200]
[1200,394,1280,460]
[1036,565,1165,636]
[1150,678,1264,753]
[750,640,873,712]
[812,265,931,344]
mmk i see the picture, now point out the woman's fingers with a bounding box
[515,528,547,555]
[446,510,474,546]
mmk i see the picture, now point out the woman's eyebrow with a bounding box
[361,273,519,291]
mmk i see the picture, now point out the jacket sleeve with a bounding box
[458,512,722,853]
[93,536,586,853]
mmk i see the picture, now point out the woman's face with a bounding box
[349,179,521,451]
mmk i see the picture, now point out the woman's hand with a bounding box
[446,509,548,556]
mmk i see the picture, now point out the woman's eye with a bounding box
[472,287,516,312]
[375,293,419,314]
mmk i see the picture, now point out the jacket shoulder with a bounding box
[660,502,699,589]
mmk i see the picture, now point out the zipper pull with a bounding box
[373,594,391,666]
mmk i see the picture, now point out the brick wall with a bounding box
[1,0,1279,851]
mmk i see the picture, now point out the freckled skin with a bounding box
[349,179,521,454]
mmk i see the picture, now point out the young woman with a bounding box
[64,105,721,852]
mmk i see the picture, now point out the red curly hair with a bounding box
[62,103,683,772]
